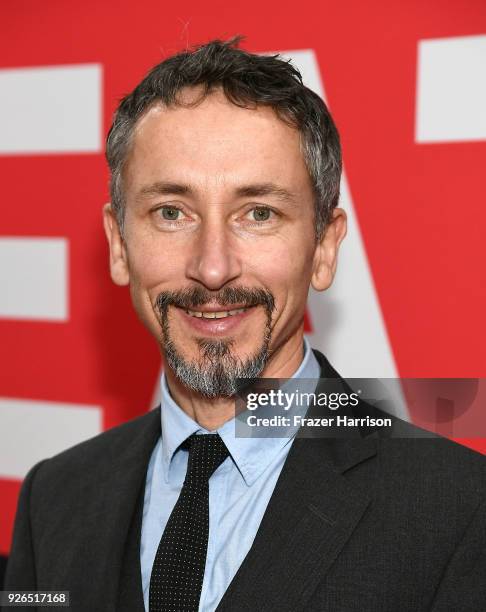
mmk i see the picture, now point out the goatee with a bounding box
[155,286,275,398]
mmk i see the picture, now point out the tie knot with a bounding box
[184,433,229,484]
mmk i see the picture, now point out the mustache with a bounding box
[155,286,275,315]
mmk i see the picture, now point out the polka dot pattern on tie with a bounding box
[149,433,229,612]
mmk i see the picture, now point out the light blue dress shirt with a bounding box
[140,337,320,611]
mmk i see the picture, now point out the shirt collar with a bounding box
[160,336,321,486]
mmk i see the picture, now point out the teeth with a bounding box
[227,308,247,316]
[186,308,247,319]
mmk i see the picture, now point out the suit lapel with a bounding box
[116,476,147,612]
[216,436,376,612]
[76,408,160,612]
[216,351,377,611]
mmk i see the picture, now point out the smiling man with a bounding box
[104,77,344,428]
[5,39,486,612]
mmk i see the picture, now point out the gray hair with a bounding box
[105,37,342,239]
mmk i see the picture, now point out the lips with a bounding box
[175,304,255,335]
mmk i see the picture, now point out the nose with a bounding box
[185,217,242,290]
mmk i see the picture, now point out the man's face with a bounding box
[104,88,344,397]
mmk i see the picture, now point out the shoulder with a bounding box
[372,418,486,527]
[311,347,486,493]
[378,410,486,475]
[378,420,486,476]
[27,407,160,493]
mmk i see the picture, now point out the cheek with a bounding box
[127,231,183,289]
[247,237,315,312]
[125,237,183,331]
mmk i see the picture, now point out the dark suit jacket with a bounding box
[4,351,486,611]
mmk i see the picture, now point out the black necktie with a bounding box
[149,433,230,612]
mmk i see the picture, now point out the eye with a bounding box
[250,207,273,222]
[160,205,183,221]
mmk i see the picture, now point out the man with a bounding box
[5,39,486,612]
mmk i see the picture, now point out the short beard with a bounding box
[155,287,275,398]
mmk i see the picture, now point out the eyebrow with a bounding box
[136,181,191,199]
[136,181,298,205]
[235,183,297,204]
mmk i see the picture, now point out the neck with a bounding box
[164,330,305,431]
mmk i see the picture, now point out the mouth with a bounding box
[174,304,257,336]
[185,307,248,319]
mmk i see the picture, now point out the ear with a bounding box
[103,203,130,286]
[311,207,347,291]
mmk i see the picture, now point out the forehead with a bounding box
[124,87,311,195]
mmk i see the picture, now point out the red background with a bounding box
[1,0,485,554]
